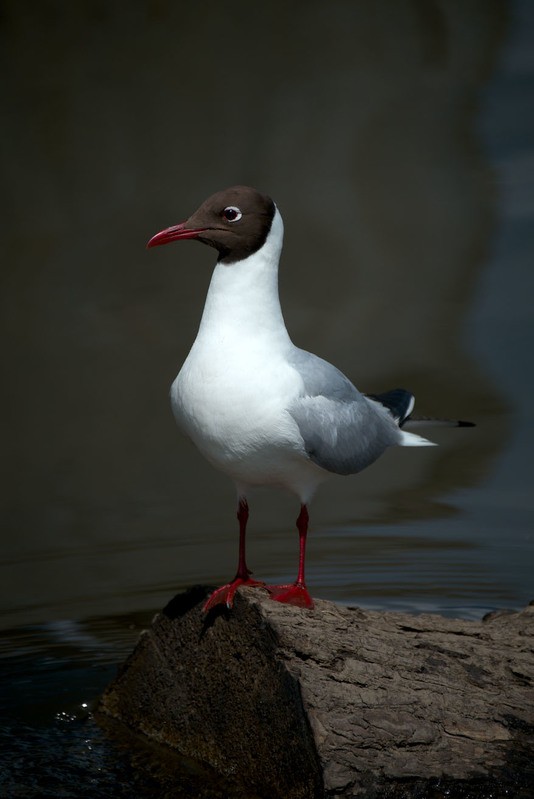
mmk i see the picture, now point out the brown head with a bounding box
[147,186,276,264]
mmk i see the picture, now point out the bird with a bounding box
[147,185,461,612]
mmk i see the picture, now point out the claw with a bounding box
[203,577,266,612]
[267,582,314,609]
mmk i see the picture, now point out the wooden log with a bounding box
[97,586,534,798]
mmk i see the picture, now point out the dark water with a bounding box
[0,613,251,798]
[1,0,533,795]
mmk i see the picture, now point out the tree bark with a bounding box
[97,586,534,798]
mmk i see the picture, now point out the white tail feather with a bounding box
[400,431,436,447]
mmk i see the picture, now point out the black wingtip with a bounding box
[367,388,414,426]
[403,416,477,429]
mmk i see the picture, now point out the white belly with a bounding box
[170,347,328,499]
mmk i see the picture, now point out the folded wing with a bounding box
[287,349,432,476]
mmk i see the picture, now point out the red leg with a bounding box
[267,504,314,609]
[203,498,266,611]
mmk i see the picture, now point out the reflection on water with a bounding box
[0,614,252,798]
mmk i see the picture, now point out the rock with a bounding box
[97,587,534,798]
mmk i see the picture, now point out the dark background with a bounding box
[1,0,532,628]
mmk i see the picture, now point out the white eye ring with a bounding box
[223,206,242,222]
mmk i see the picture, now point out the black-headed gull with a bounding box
[148,186,444,611]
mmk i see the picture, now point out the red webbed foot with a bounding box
[266,582,314,609]
[203,577,266,612]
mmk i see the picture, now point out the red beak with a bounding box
[146,222,207,249]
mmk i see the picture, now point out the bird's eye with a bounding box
[222,206,242,222]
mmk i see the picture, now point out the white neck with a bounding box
[194,208,291,349]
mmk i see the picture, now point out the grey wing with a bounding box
[286,347,362,402]
[287,348,401,475]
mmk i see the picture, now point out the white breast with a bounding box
[172,348,300,473]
